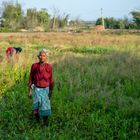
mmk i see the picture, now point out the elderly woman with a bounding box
[28,49,54,126]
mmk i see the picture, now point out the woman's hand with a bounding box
[49,90,53,99]
[29,88,32,98]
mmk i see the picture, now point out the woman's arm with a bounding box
[28,64,34,97]
[49,65,54,99]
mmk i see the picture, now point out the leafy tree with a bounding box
[50,8,69,30]
[37,8,50,30]
[131,11,140,29]
[55,13,69,28]
[2,1,23,30]
[0,18,5,28]
[26,8,38,29]
[21,8,50,30]
[95,18,102,26]
[20,17,27,29]
[96,17,118,29]
[96,17,136,29]
[105,18,117,29]
[117,19,125,29]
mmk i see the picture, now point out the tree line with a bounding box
[96,12,140,29]
[0,1,70,32]
[0,1,140,32]
[95,11,140,29]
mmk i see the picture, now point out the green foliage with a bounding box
[37,9,50,30]
[2,1,23,30]
[0,1,68,32]
[0,1,140,31]
[0,42,140,139]
[49,12,69,30]
[131,11,140,29]
[70,46,114,54]
[1,2,51,31]
[26,8,38,29]
[96,17,136,29]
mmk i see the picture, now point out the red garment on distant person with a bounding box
[6,47,16,57]
[29,63,54,90]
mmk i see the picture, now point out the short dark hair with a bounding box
[14,47,22,53]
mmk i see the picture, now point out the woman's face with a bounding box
[38,52,47,63]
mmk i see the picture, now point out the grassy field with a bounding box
[0,32,140,139]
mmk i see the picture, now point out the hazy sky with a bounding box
[1,0,140,20]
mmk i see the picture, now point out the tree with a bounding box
[55,13,69,28]
[26,8,38,29]
[95,17,136,29]
[95,18,102,26]
[2,1,23,30]
[131,11,140,29]
[0,18,5,28]
[96,17,118,29]
[21,8,50,30]
[50,8,69,30]
[37,8,50,30]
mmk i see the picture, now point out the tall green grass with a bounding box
[0,34,140,139]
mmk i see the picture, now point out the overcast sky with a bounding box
[1,0,140,20]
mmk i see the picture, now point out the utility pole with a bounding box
[101,8,105,29]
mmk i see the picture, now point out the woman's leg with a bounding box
[34,109,40,122]
[43,116,49,126]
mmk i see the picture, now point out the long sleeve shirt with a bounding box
[6,47,16,57]
[29,62,54,90]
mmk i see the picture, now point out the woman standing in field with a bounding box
[28,49,54,126]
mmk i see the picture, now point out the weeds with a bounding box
[0,33,140,139]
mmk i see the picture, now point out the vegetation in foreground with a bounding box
[0,32,140,139]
